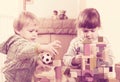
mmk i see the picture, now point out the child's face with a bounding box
[18,24,39,42]
[80,27,99,41]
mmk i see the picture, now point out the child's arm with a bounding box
[100,37,113,66]
[16,40,61,60]
[2,35,61,60]
[63,39,81,66]
[0,42,5,54]
[103,44,113,66]
[37,40,61,55]
[63,41,75,66]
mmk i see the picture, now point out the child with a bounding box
[63,8,113,81]
[0,11,61,82]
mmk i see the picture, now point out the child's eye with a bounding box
[83,30,89,33]
[91,30,95,32]
[36,30,38,33]
[29,30,34,32]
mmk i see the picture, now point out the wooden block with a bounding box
[83,39,92,44]
[98,67,104,73]
[108,78,119,82]
[96,44,106,52]
[94,73,105,79]
[54,66,62,81]
[64,68,71,77]
[85,64,90,70]
[53,60,61,66]
[97,52,102,57]
[115,64,120,80]
[109,66,113,72]
[37,77,50,82]
[97,66,110,73]
[81,58,86,70]
[98,36,103,42]
[86,58,90,64]
[104,67,109,73]
[70,69,81,76]
[67,77,76,82]
[96,79,108,82]
[90,57,97,70]
[34,67,55,82]
[84,44,91,56]
[70,71,78,77]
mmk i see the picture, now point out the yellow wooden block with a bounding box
[34,67,55,82]
[104,67,109,73]
[108,78,119,82]
[53,60,62,66]
[98,67,104,73]
[90,57,96,70]
[70,71,77,77]
[98,36,103,42]
[83,39,92,44]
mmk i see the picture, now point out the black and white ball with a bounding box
[41,52,54,65]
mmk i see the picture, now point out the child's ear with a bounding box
[14,29,20,35]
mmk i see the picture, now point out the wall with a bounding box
[86,0,120,64]
[26,0,79,18]
[0,0,23,81]
[0,0,23,42]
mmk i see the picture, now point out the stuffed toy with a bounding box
[59,10,68,20]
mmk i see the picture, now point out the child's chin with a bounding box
[30,39,36,42]
[85,38,92,40]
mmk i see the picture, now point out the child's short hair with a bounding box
[76,8,101,29]
[13,11,39,33]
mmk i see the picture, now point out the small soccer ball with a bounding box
[41,52,54,65]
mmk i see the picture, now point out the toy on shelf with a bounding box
[58,10,68,20]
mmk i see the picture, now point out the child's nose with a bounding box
[33,32,38,37]
[86,31,92,36]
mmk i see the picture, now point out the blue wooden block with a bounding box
[98,36,103,42]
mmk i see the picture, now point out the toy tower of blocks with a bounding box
[66,36,117,82]
[69,36,114,82]
[82,38,97,71]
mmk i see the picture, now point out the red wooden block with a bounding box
[84,44,91,56]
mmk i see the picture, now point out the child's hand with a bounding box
[74,55,82,64]
[72,55,82,65]
[48,40,61,55]
[40,40,61,55]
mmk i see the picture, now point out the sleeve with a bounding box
[14,40,39,60]
[63,39,77,66]
[103,43,113,66]
[7,37,39,60]
[103,37,114,66]
[0,42,6,54]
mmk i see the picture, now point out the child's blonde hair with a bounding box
[13,11,39,34]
